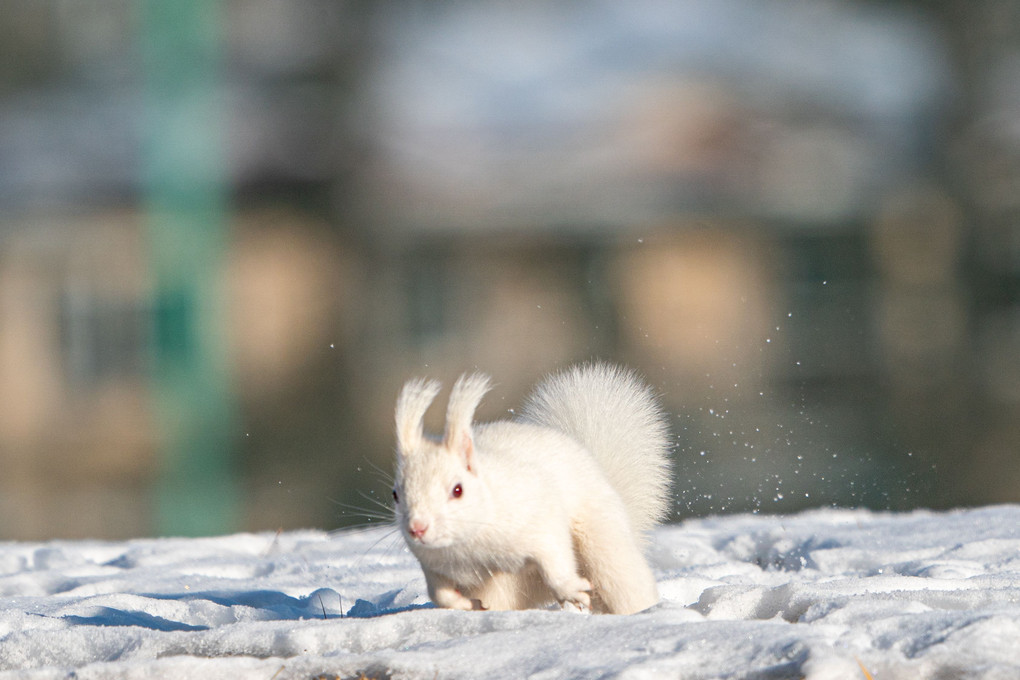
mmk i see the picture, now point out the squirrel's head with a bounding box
[392,372,491,548]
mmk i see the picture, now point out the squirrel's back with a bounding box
[518,363,673,537]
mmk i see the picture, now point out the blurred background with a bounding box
[0,0,1017,540]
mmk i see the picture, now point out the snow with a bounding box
[2,506,1019,679]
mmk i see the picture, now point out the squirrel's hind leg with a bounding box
[529,528,593,610]
[572,506,659,615]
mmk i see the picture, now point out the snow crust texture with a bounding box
[1,506,1019,679]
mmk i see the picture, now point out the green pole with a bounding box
[139,0,238,536]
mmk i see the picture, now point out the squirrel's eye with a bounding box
[451,483,463,499]
[392,488,399,504]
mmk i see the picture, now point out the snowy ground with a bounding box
[1,506,1019,679]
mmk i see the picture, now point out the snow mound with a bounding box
[1,506,1019,679]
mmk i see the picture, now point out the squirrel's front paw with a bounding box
[433,586,475,611]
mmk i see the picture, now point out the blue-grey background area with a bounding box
[0,0,1016,539]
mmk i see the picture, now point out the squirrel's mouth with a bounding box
[405,529,455,550]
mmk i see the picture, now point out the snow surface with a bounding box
[1,506,1019,679]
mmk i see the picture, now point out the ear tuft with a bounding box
[395,377,441,454]
[443,372,491,468]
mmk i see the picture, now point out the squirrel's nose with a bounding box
[409,519,429,540]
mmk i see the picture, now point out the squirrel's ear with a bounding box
[443,372,491,471]
[395,377,441,454]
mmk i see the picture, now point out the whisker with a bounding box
[355,489,397,516]
[342,526,406,573]
[331,521,389,536]
[327,496,394,524]
[360,456,395,485]
[334,507,393,524]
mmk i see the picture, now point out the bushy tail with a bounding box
[519,363,673,536]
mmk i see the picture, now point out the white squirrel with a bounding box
[392,362,672,615]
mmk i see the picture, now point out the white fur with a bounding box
[392,363,672,615]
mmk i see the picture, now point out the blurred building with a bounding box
[0,0,1017,539]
